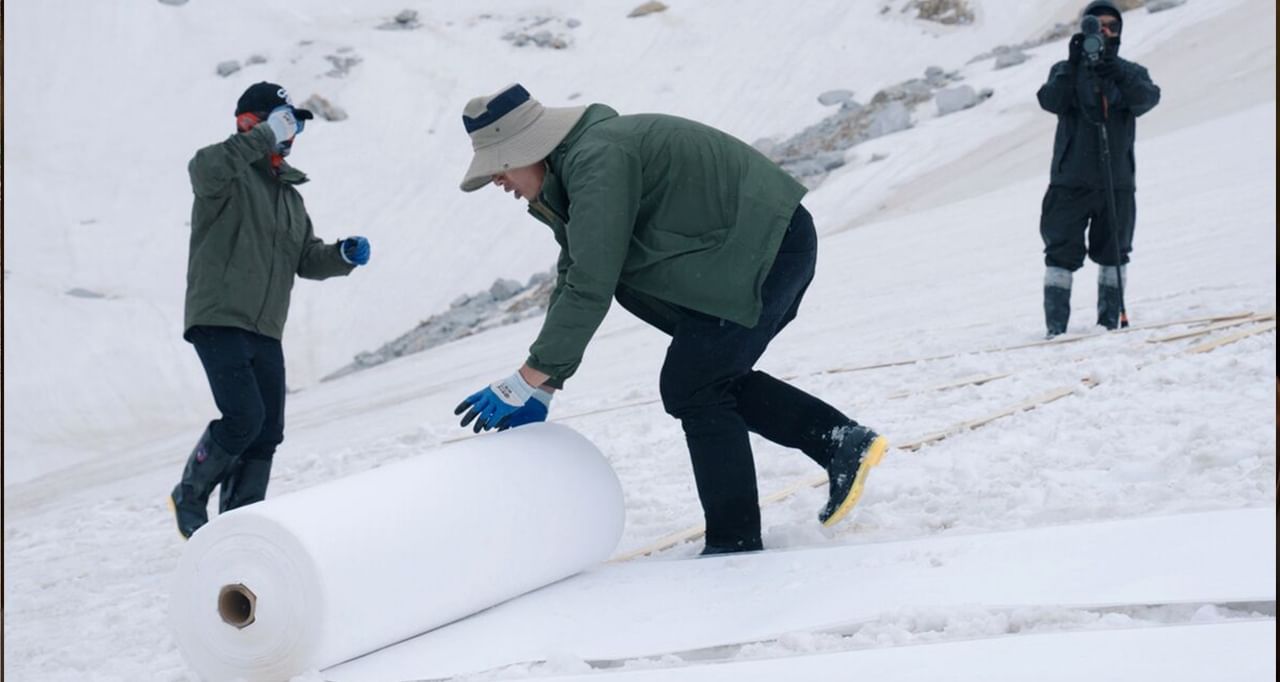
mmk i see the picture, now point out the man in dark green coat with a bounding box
[453,84,887,554]
[171,82,371,538]
[1037,0,1160,336]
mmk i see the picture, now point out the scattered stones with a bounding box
[215,60,241,78]
[299,94,348,121]
[628,1,669,18]
[378,9,421,30]
[767,66,963,186]
[904,0,974,25]
[324,51,362,78]
[246,54,268,66]
[324,270,558,381]
[818,89,855,106]
[502,16,574,49]
[1146,0,1186,12]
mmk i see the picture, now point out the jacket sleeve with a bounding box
[297,216,356,280]
[1113,63,1161,117]
[1037,61,1077,115]
[545,247,572,313]
[526,145,642,384]
[188,125,276,198]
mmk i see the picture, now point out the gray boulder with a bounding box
[994,49,1029,69]
[300,94,348,122]
[818,89,855,106]
[935,85,980,116]
[864,100,912,138]
[215,60,241,77]
[628,1,668,18]
[490,278,524,301]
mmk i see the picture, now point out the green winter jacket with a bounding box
[525,104,807,385]
[184,124,353,340]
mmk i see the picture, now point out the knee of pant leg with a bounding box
[659,367,696,419]
[219,406,267,453]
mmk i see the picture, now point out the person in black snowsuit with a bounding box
[1037,0,1161,336]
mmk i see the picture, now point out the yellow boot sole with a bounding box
[821,435,888,528]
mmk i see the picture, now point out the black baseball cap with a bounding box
[234,81,315,120]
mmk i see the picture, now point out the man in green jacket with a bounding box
[453,84,886,554]
[171,82,371,538]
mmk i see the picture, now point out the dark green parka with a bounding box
[184,124,353,340]
[525,105,807,385]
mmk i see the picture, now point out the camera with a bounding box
[1080,15,1105,63]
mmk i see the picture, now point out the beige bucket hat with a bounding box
[459,84,587,192]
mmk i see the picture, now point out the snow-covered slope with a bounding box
[3,0,1275,680]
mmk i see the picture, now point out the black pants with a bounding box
[616,205,855,548]
[1040,185,1136,270]
[189,325,286,467]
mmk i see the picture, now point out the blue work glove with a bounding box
[340,236,370,266]
[497,389,552,431]
[454,371,538,433]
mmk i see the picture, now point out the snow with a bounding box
[2,0,1275,680]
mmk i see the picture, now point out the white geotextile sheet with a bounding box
[530,621,1278,682]
[169,423,624,681]
[326,508,1277,680]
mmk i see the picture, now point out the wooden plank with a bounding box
[611,380,1098,561]
[1186,321,1276,354]
[823,311,1258,376]
[886,372,1012,399]
[1148,312,1275,344]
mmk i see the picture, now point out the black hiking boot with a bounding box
[170,428,236,539]
[819,425,888,527]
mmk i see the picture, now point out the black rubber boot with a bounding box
[699,538,764,556]
[819,424,888,527]
[1097,265,1126,330]
[169,428,237,539]
[218,457,273,513]
[1043,266,1073,338]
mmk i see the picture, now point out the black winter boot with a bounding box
[699,538,765,556]
[819,424,888,527]
[218,457,273,513]
[169,428,237,539]
[1043,266,1073,338]
[1097,265,1126,330]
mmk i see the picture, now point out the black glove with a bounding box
[1068,33,1084,65]
[1093,56,1124,81]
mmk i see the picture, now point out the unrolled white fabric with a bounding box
[169,423,624,681]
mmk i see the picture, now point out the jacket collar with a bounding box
[544,103,619,177]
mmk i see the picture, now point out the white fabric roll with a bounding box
[169,423,624,681]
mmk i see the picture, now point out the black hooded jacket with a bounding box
[1037,0,1161,190]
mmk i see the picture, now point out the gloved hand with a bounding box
[454,371,538,433]
[340,236,370,266]
[497,389,552,431]
[1092,56,1124,81]
[264,106,300,149]
[1068,33,1084,65]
